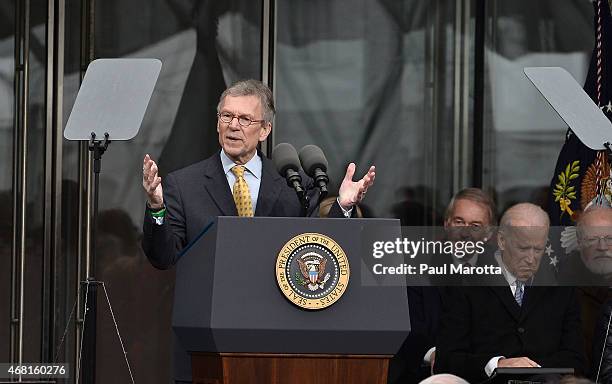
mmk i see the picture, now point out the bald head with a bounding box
[499,203,550,228]
[578,207,612,228]
[419,374,470,384]
[498,203,550,281]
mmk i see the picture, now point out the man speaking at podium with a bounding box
[141,79,375,269]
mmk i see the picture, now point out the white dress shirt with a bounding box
[220,149,262,212]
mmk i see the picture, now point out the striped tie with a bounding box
[231,165,253,217]
[514,280,524,306]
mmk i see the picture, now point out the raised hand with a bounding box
[338,163,376,210]
[142,154,164,209]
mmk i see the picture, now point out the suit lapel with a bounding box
[203,153,238,216]
[254,156,282,216]
[490,286,521,321]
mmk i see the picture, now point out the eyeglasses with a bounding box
[449,218,486,233]
[581,235,612,247]
[218,112,265,127]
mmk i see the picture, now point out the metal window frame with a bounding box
[472,0,486,188]
[11,0,31,368]
[261,0,275,158]
[452,0,472,192]
[41,0,66,364]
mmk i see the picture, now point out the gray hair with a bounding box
[445,187,497,225]
[217,79,276,124]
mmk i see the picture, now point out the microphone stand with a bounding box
[305,169,329,216]
[284,169,310,217]
[312,169,329,200]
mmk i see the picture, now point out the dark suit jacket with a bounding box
[142,150,347,269]
[387,286,444,383]
[434,286,585,383]
[388,247,498,383]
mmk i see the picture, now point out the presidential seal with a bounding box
[275,233,349,310]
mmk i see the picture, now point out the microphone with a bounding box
[272,143,306,201]
[298,145,329,196]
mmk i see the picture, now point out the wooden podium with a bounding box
[191,353,391,384]
[172,217,408,384]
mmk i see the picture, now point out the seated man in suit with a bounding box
[556,207,612,376]
[559,207,612,284]
[434,203,585,383]
[440,187,497,269]
[389,188,496,383]
[141,79,375,269]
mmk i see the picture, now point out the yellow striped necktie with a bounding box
[231,165,254,217]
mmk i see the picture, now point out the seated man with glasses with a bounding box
[559,207,612,285]
[576,207,612,282]
[141,79,375,269]
[442,188,497,269]
[556,206,612,379]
